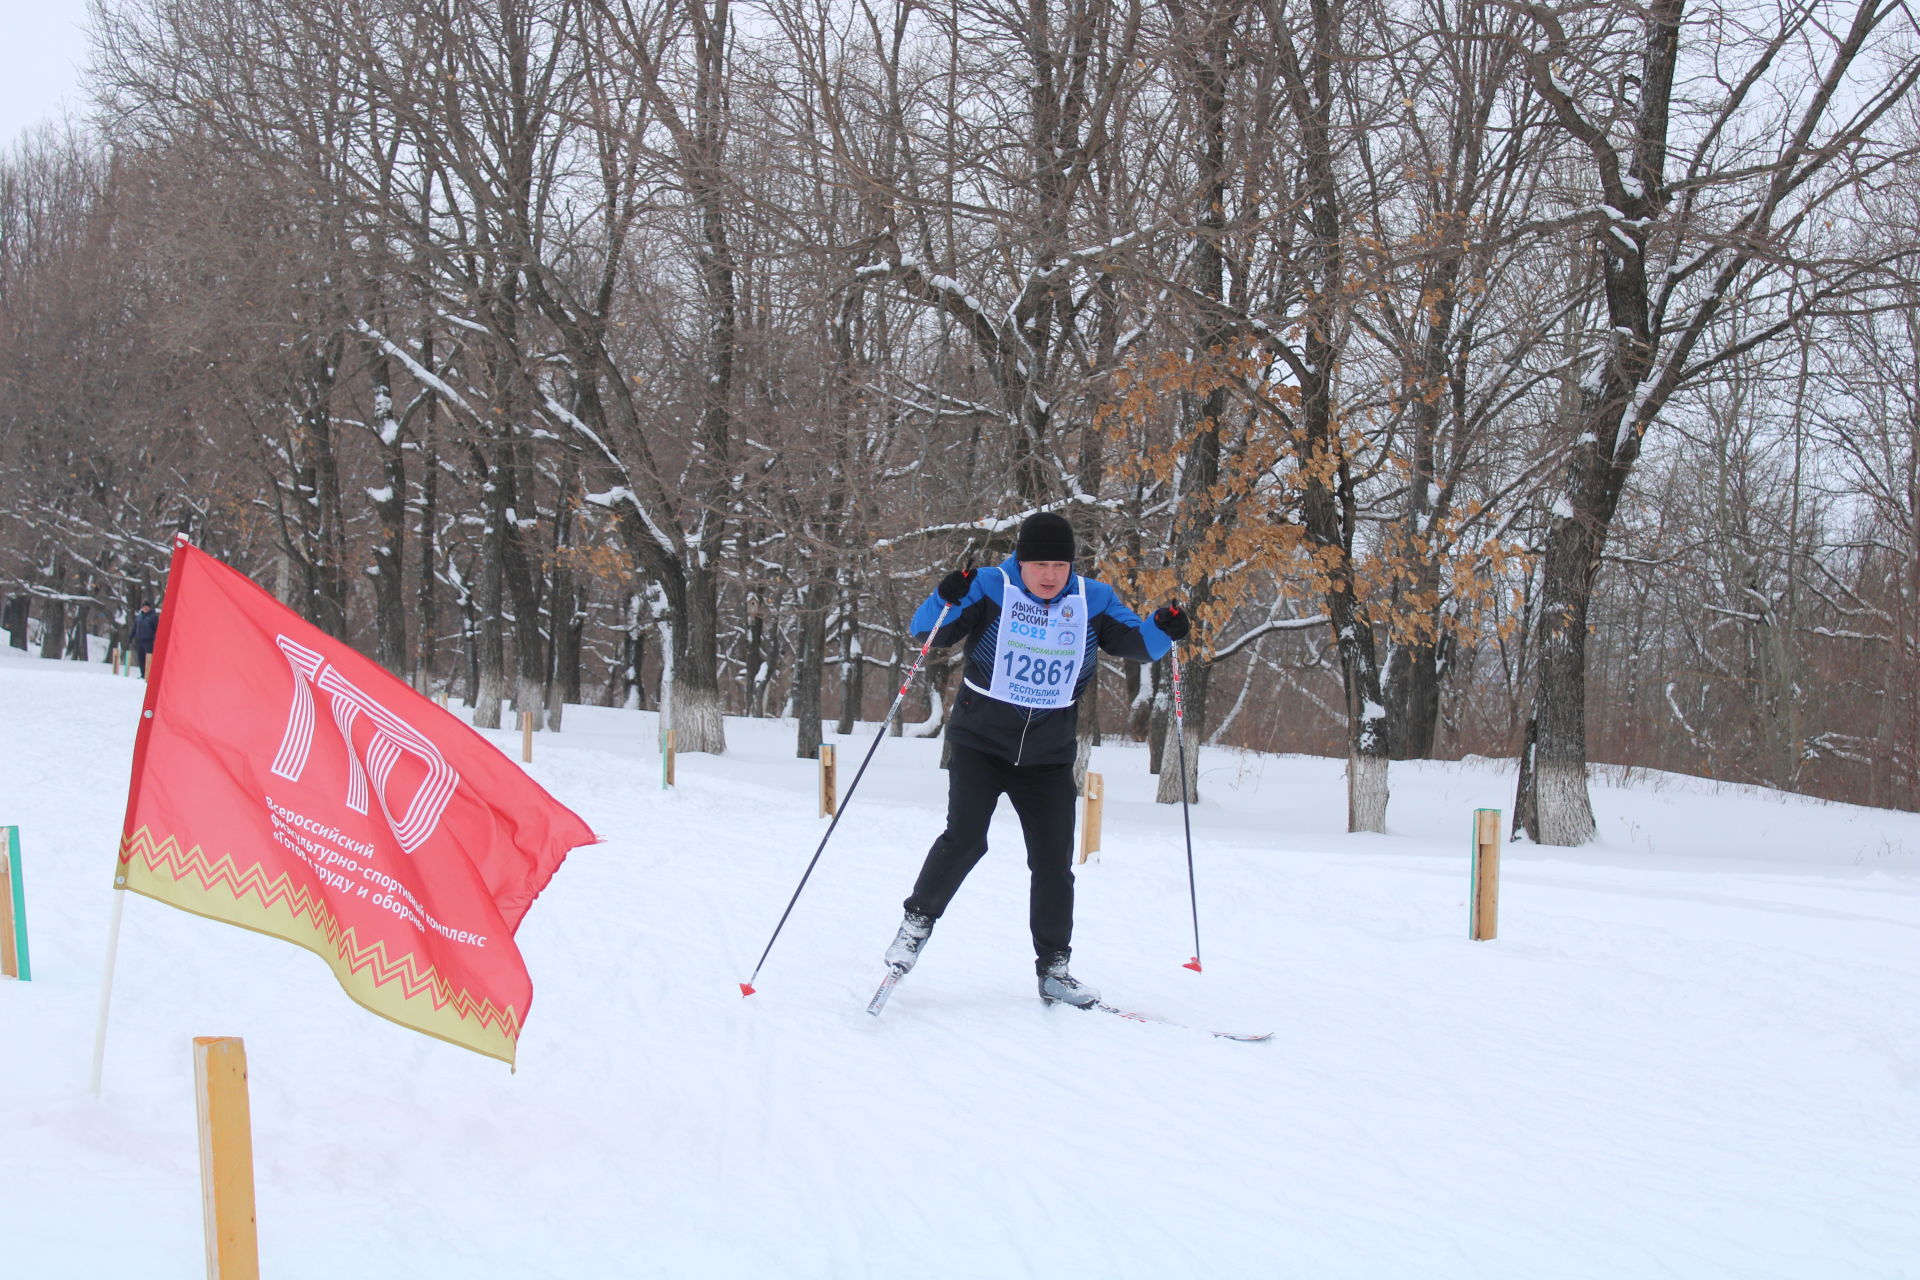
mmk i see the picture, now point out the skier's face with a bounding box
[1019,560,1071,601]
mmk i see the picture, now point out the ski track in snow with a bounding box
[2,649,1917,1277]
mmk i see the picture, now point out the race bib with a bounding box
[982,569,1085,710]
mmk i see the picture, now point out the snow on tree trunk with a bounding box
[1534,758,1596,846]
[837,613,864,737]
[905,685,944,738]
[1347,750,1389,835]
[1155,728,1198,804]
[472,661,508,730]
[673,567,728,756]
[1348,696,1391,834]
[1520,500,1606,847]
[673,681,726,756]
[513,674,545,731]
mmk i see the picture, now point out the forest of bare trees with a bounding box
[4,0,1919,839]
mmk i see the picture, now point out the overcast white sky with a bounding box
[2,0,96,151]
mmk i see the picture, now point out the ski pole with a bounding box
[1170,644,1204,973]
[740,598,956,996]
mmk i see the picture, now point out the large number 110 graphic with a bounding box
[269,635,460,855]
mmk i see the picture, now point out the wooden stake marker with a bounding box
[662,728,676,788]
[819,743,837,817]
[193,1036,260,1280]
[1077,772,1104,864]
[520,710,534,763]
[0,826,28,980]
[1470,808,1501,941]
[111,646,121,675]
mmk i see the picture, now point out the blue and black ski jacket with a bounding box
[910,554,1172,767]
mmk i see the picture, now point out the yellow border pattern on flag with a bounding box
[118,826,523,1063]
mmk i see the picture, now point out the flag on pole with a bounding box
[116,536,595,1064]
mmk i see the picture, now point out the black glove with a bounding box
[1153,603,1191,641]
[937,568,976,605]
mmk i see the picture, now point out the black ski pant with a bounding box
[904,742,1078,967]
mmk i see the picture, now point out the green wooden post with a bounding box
[2,826,27,980]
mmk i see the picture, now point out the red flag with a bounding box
[117,537,595,1063]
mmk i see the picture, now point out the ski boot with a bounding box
[883,911,935,974]
[1037,951,1099,1008]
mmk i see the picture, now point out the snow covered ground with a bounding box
[2,645,1916,1278]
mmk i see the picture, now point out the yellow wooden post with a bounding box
[663,729,676,788]
[520,710,534,763]
[193,1037,260,1280]
[1470,808,1502,941]
[111,646,121,675]
[819,744,837,817]
[1077,772,1104,864]
[0,829,16,980]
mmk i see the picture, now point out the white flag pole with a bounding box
[89,888,128,1096]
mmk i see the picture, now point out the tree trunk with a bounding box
[39,558,66,660]
[620,591,649,710]
[1279,0,1389,832]
[472,460,511,729]
[837,599,864,734]
[794,577,832,758]
[556,583,585,723]
[744,597,765,717]
[503,457,547,725]
[368,352,409,677]
[1522,500,1604,844]
[1147,667,1169,775]
[672,562,728,754]
[1155,657,1205,803]
[66,603,92,660]
[545,464,582,732]
[412,390,439,694]
[295,342,350,639]
[888,646,904,737]
[1386,638,1443,760]
[1074,675,1099,793]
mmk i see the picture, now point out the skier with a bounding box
[130,602,160,678]
[883,511,1190,1007]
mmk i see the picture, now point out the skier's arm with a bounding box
[910,573,992,647]
[1090,585,1173,663]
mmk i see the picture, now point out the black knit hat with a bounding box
[1015,512,1076,564]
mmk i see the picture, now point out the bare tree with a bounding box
[1508,0,1920,843]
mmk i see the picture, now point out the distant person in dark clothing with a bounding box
[130,603,160,677]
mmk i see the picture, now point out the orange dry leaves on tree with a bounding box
[1093,344,1322,655]
[1096,343,1531,657]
